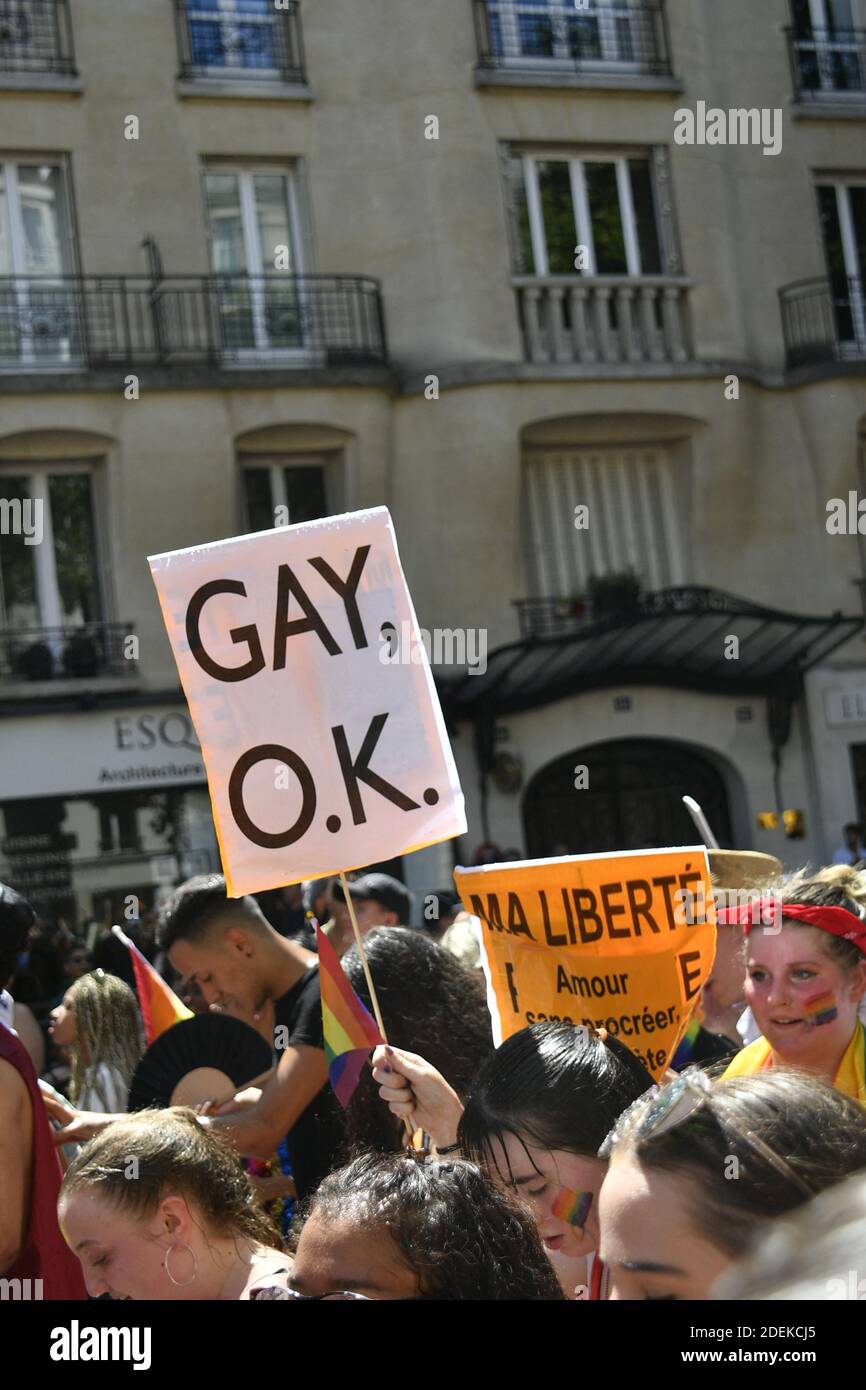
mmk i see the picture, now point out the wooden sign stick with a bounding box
[339,871,418,1146]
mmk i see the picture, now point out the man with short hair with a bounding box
[0,883,85,1298]
[50,874,344,1202]
[328,873,411,955]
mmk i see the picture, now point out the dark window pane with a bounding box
[49,475,101,625]
[791,0,813,35]
[584,162,627,274]
[513,157,535,272]
[285,467,327,524]
[629,159,662,273]
[817,185,854,340]
[0,475,39,627]
[536,161,577,274]
[567,16,601,59]
[848,185,866,282]
[243,467,274,531]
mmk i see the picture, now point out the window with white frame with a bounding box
[0,465,103,640]
[0,158,78,364]
[816,177,866,349]
[241,457,332,531]
[487,0,651,69]
[510,150,663,276]
[522,446,687,597]
[204,164,307,354]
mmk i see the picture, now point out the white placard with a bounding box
[149,507,466,896]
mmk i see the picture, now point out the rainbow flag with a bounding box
[316,924,384,1108]
[111,924,193,1045]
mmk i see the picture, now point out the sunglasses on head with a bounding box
[600,1068,814,1198]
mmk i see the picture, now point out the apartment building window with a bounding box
[0,159,78,365]
[512,151,663,275]
[522,446,687,599]
[817,178,866,350]
[204,165,308,355]
[0,0,77,77]
[789,0,866,97]
[476,0,671,76]
[241,459,330,531]
[0,465,110,680]
[175,0,305,83]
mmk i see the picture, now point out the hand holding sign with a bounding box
[149,508,465,895]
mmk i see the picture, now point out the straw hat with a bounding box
[708,850,782,889]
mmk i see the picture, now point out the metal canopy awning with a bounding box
[439,587,864,720]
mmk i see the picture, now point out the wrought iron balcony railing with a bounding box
[780,275,866,367]
[0,0,76,75]
[787,25,866,99]
[515,275,691,366]
[0,273,388,369]
[174,0,305,83]
[0,624,137,684]
[473,0,673,77]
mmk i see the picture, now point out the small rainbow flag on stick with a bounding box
[112,924,193,1045]
[316,924,384,1107]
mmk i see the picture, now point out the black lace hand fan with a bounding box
[128,1013,273,1111]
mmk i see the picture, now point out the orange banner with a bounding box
[454,847,716,1082]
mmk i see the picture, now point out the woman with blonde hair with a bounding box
[59,1108,292,1300]
[49,968,143,1112]
[720,867,866,1102]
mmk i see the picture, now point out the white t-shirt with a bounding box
[77,1062,127,1113]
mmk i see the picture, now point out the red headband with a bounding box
[716,898,866,955]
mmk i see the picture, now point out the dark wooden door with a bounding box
[522,739,733,857]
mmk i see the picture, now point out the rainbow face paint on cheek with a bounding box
[551,1187,592,1227]
[804,990,838,1026]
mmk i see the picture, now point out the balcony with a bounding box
[780,276,866,368]
[174,0,306,87]
[0,624,138,693]
[787,26,866,104]
[473,0,677,89]
[0,0,76,78]
[0,273,388,373]
[515,275,691,368]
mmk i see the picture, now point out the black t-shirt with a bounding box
[273,964,345,1202]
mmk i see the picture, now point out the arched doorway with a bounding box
[522,739,733,857]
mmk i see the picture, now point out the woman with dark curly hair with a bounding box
[279,1151,564,1300]
[58,1107,291,1300]
[340,926,494,1153]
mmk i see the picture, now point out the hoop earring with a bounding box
[164,1242,198,1287]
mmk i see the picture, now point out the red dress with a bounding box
[0,1023,87,1299]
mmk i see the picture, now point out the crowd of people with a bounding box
[3,838,866,1302]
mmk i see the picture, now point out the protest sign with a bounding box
[149,508,465,896]
[454,847,716,1081]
